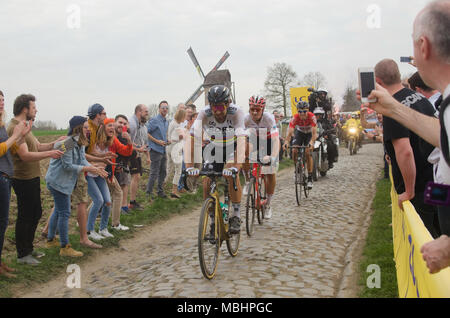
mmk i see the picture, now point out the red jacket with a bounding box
[109,137,133,180]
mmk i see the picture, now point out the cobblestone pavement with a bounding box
[21,143,384,298]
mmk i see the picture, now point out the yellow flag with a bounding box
[390,168,450,298]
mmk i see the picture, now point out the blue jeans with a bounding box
[0,174,11,261]
[86,176,111,232]
[47,186,71,247]
[178,160,186,192]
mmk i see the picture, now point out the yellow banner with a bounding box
[391,175,450,297]
[290,87,311,115]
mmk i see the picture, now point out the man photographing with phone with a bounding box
[369,58,440,238]
[358,0,450,274]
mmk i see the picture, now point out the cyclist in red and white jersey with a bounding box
[284,101,317,189]
[243,95,280,219]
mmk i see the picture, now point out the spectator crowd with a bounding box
[0,92,200,277]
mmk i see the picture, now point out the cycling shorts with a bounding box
[293,131,312,147]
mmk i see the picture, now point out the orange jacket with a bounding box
[109,136,133,180]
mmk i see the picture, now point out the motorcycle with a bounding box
[347,126,359,156]
[312,127,333,180]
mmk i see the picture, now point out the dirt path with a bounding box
[18,143,384,298]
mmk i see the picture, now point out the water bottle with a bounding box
[220,202,229,224]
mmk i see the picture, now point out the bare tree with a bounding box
[264,62,297,117]
[148,103,160,119]
[299,71,327,90]
[32,120,58,131]
[341,85,361,112]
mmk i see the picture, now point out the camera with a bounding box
[424,182,450,207]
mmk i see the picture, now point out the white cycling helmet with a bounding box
[317,88,328,94]
[313,107,325,115]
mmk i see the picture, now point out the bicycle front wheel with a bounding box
[226,228,240,257]
[198,197,220,280]
[245,178,256,237]
[257,175,266,224]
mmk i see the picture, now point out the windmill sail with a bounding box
[186,84,204,105]
[187,47,205,80]
[211,51,230,72]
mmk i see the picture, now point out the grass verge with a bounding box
[358,173,398,298]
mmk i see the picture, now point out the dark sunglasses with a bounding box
[211,104,227,112]
[298,110,308,114]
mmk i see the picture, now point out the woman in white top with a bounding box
[167,108,186,198]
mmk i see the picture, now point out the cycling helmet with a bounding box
[87,103,104,119]
[296,101,309,111]
[249,95,266,109]
[313,107,325,115]
[317,88,328,94]
[207,85,231,105]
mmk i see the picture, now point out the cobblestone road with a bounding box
[21,143,384,298]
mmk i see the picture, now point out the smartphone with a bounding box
[122,126,128,133]
[424,182,450,206]
[400,56,412,63]
[358,68,377,103]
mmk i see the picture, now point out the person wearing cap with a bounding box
[86,104,106,154]
[45,117,108,257]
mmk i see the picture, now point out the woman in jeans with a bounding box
[45,116,107,257]
[0,90,30,277]
[87,118,131,240]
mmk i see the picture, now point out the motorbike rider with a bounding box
[313,107,338,169]
[342,112,363,148]
[284,101,317,189]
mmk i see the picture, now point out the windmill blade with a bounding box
[211,51,230,72]
[187,47,206,80]
[186,84,204,105]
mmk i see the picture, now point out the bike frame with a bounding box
[206,176,232,244]
[250,163,266,209]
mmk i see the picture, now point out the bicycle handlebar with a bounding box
[197,170,239,192]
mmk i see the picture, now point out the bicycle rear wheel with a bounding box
[245,178,256,237]
[198,197,220,280]
[295,161,302,206]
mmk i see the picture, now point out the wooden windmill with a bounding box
[185,47,236,106]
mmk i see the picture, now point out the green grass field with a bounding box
[358,174,398,298]
[32,129,68,137]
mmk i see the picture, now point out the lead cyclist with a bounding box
[185,85,246,235]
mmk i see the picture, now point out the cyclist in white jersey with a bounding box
[243,95,280,219]
[186,85,246,235]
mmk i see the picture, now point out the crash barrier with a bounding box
[390,172,450,297]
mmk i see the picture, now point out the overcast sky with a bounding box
[0,0,430,128]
